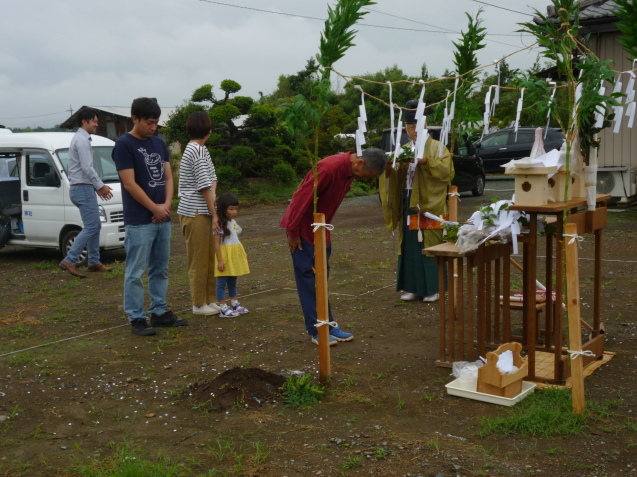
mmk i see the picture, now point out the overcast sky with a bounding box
[0,0,553,128]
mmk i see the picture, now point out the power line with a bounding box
[0,111,66,120]
[196,0,529,44]
[365,7,533,37]
[470,0,536,17]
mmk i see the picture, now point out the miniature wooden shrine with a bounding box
[424,194,611,385]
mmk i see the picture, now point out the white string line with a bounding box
[512,254,637,264]
[1,284,397,358]
[0,324,129,358]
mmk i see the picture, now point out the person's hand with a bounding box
[97,185,113,200]
[151,204,170,222]
[287,235,302,254]
[212,217,221,234]
[217,261,225,272]
[417,157,428,166]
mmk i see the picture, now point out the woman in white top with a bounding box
[177,111,221,315]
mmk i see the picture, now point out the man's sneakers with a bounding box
[130,318,156,336]
[311,326,354,346]
[150,310,188,327]
[311,334,338,346]
[330,326,353,342]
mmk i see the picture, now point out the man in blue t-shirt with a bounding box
[112,97,187,336]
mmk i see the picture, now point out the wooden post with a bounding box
[448,185,458,223]
[564,223,585,415]
[448,185,459,341]
[313,212,331,383]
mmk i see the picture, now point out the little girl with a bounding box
[214,193,250,318]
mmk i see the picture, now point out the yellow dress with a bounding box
[214,219,250,277]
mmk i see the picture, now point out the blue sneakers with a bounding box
[311,334,338,346]
[329,326,354,342]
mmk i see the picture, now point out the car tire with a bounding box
[472,175,485,197]
[60,229,88,267]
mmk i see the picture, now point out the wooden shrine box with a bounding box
[571,164,586,199]
[548,168,572,203]
[508,166,558,207]
[477,342,528,398]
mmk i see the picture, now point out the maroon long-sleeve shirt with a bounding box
[280,152,355,245]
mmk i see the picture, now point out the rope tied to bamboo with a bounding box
[567,349,596,360]
[564,233,584,246]
[311,222,335,232]
[315,320,338,329]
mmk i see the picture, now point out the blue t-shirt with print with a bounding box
[112,133,170,225]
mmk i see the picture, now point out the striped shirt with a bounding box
[177,142,217,217]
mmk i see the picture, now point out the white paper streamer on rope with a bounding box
[354,86,367,157]
[392,109,403,163]
[612,74,625,133]
[440,89,451,157]
[415,129,428,164]
[492,60,501,115]
[439,78,459,156]
[545,81,557,138]
[514,88,525,141]
[625,61,636,129]
[594,85,606,128]
[358,89,367,122]
[415,80,427,132]
[482,85,494,139]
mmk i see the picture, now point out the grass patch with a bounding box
[479,388,587,437]
[33,260,56,270]
[281,374,326,408]
[70,442,193,476]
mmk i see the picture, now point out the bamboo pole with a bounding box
[313,212,331,383]
[565,223,586,415]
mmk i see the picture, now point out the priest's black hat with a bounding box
[404,99,418,124]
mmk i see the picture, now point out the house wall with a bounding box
[95,113,133,140]
[591,31,637,169]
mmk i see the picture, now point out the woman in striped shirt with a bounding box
[177,111,221,316]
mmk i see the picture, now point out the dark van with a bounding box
[474,127,564,173]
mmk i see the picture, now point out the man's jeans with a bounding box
[124,221,170,322]
[64,185,101,266]
[291,237,334,336]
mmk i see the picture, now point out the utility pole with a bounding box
[67,105,74,117]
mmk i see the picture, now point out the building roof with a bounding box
[536,0,620,33]
[60,105,177,129]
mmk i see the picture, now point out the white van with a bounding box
[0,132,124,265]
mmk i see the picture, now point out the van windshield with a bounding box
[56,147,119,183]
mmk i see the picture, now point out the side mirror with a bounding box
[44,172,61,187]
[474,141,482,149]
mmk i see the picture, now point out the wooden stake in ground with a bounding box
[448,186,460,318]
[313,212,331,383]
[564,222,586,415]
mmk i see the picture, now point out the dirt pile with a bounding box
[186,367,286,412]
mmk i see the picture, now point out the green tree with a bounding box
[165,81,296,180]
[614,0,637,59]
